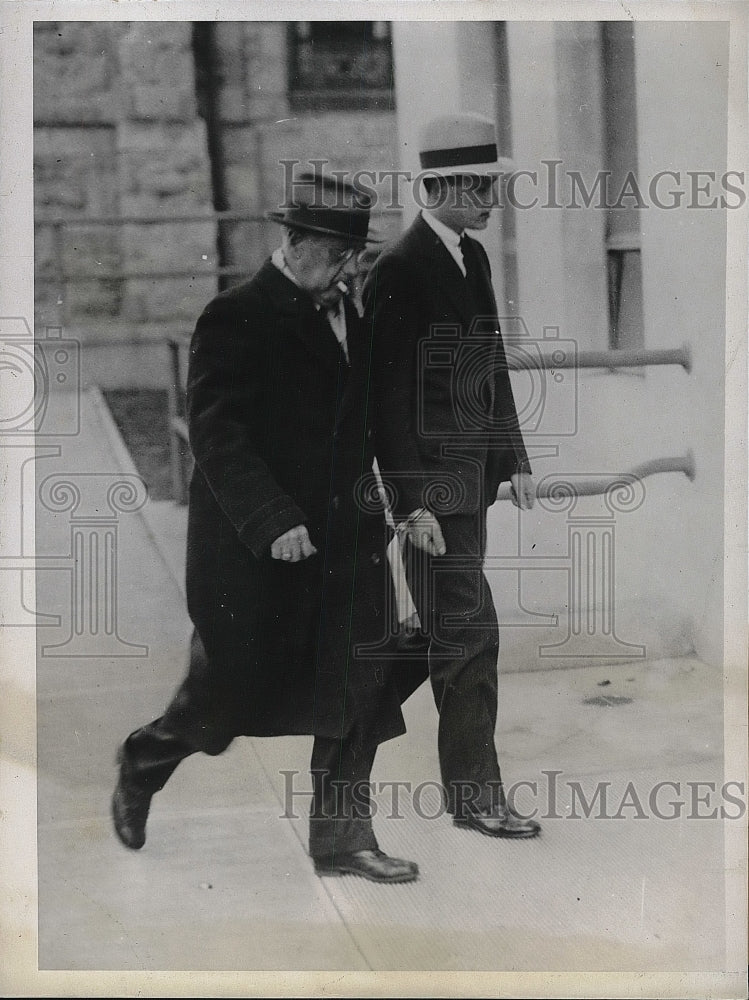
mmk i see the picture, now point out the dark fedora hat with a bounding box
[267,171,382,244]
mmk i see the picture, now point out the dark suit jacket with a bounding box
[364,213,530,517]
[174,260,421,745]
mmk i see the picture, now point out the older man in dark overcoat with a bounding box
[111,173,422,884]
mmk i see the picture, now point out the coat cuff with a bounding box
[238,497,308,559]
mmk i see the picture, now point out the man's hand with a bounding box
[509,472,536,510]
[271,525,318,562]
[402,509,447,556]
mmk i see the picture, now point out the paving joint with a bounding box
[88,383,187,599]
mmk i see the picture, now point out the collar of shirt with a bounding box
[271,247,349,361]
[421,210,466,277]
[271,246,304,291]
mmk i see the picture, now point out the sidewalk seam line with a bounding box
[87,384,187,600]
[245,737,375,972]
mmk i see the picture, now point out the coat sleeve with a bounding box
[492,327,532,476]
[363,254,432,516]
[475,243,532,477]
[186,291,307,558]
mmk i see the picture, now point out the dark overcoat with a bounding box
[363,213,530,518]
[166,260,423,750]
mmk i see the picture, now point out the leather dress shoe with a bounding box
[314,848,419,883]
[453,806,541,839]
[111,747,153,850]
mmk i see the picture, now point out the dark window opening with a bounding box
[288,21,395,111]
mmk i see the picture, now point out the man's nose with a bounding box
[341,254,359,278]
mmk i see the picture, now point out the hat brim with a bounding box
[266,211,384,244]
[421,157,513,179]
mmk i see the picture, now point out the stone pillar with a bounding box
[215,21,288,280]
[505,22,608,346]
[555,22,609,348]
[504,22,565,342]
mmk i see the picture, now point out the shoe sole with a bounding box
[315,865,419,884]
[453,817,541,838]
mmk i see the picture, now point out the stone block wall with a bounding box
[33,20,400,383]
[34,21,123,126]
[115,24,216,325]
[34,22,125,329]
[116,119,215,323]
[35,126,122,326]
[34,21,217,335]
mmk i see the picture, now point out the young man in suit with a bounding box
[364,113,541,839]
[111,173,421,884]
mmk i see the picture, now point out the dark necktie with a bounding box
[460,233,498,412]
[325,301,349,364]
[459,234,487,307]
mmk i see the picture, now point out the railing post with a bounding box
[166,337,190,506]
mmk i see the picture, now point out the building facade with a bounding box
[33,19,733,669]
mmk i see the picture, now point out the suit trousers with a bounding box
[404,510,504,814]
[119,711,379,860]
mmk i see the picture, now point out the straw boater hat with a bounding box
[267,171,382,244]
[418,112,502,178]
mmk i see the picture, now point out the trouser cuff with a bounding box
[309,817,379,860]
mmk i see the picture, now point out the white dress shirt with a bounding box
[421,210,466,277]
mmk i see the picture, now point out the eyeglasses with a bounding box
[326,246,368,268]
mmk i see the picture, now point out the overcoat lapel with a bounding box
[336,299,369,425]
[408,215,471,321]
[459,233,498,314]
[255,261,345,377]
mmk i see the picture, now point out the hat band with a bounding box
[420,142,498,170]
[279,205,370,239]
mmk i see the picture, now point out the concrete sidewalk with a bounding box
[35,388,732,976]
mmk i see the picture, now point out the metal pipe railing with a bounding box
[38,266,252,283]
[166,337,192,505]
[507,345,691,373]
[34,207,404,227]
[164,323,695,508]
[496,451,695,503]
